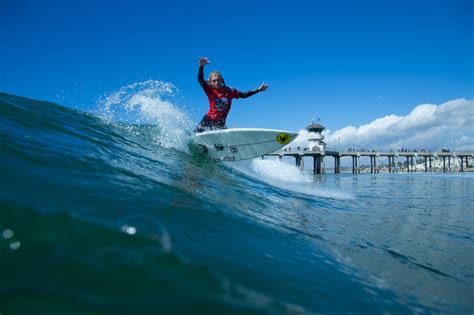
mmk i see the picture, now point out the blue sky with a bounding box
[1,0,472,133]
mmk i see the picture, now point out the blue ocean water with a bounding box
[1,88,473,315]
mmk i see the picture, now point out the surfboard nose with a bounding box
[275,131,298,145]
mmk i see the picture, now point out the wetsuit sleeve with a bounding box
[238,89,260,99]
[198,66,207,88]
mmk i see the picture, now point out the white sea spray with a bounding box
[98,80,194,150]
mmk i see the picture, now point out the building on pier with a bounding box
[306,120,327,152]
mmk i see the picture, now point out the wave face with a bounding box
[1,89,473,314]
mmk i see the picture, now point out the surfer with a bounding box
[195,56,268,133]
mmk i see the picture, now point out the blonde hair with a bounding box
[208,71,225,86]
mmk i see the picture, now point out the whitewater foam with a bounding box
[232,159,354,200]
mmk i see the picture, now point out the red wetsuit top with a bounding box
[201,84,240,122]
[198,66,260,124]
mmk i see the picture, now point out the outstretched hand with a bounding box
[258,82,269,92]
[199,57,210,67]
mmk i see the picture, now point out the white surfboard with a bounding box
[190,128,298,162]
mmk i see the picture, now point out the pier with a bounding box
[265,148,474,174]
[264,121,473,174]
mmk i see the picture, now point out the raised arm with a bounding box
[239,82,269,98]
[198,57,210,88]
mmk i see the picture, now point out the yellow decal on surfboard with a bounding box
[276,133,291,145]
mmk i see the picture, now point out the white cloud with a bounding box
[292,98,474,151]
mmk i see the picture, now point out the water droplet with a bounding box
[2,229,13,239]
[9,241,21,250]
[121,225,137,235]
[118,215,172,252]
